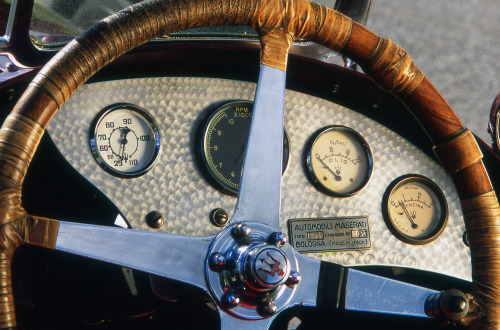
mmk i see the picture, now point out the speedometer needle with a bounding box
[315,153,342,181]
[118,127,131,160]
[399,201,418,229]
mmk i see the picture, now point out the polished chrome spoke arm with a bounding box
[306,262,445,319]
[343,269,438,317]
[55,221,212,290]
[231,65,285,229]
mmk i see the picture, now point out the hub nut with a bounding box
[269,232,287,248]
[259,301,278,316]
[209,252,226,272]
[286,270,301,287]
[232,223,251,243]
[222,292,240,309]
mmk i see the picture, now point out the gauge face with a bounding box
[90,103,160,178]
[382,175,448,245]
[306,126,373,197]
[201,101,290,195]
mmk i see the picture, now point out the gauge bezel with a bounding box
[305,125,373,197]
[199,100,290,196]
[89,103,161,178]
[382,174,449,245]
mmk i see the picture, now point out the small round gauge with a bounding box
[306,126,373,197]
[90,103,160,178]
[382,175,448,245]
[200,101,290,195]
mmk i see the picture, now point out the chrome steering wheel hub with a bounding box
[206,222,301,320]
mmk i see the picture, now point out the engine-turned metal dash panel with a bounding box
[48,77,471,280]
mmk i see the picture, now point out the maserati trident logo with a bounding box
[257,251,285,278]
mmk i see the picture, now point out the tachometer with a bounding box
[382,175,448,244]
[306,126,373,197]
[200,101,290,195]
[90,103,161,178]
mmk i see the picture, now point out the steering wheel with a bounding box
[0,0,498,328]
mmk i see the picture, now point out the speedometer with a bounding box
[90,103,161,178]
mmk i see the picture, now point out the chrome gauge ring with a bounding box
[90,103,161,178]
[306,126,373,197]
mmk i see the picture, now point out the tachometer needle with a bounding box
[315,153,342,181]
[399,201,418,229]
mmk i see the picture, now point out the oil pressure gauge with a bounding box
[382,175,448,245]
[306,126,373,197]
[90,103,160,178]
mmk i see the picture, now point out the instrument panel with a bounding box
[47,77,470,281]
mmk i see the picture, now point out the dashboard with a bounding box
[46,76,471,281]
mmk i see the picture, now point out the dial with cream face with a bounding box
[306,126,373,196]
[90,104,160,178]
[383,175,448,244]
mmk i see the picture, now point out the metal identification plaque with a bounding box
[288,217,371,253]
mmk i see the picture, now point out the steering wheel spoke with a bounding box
[49,220,211,291]
[231,65,286,230]
[343,269,438,317]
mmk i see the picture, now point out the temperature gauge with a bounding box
[90,103,160,178]
[306,126,373,197]
[382,175,448,245]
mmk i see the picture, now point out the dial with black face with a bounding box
[90,103,160,178]
[201,101,290,195]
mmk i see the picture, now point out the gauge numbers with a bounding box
[306,126,373,197]
[383,175,448,245]
[90,103,160,178]
[201,101,290,195]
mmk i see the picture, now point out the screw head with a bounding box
[231,223,251,242]
[146,211,164,229]
[222,293,240,309]
[269,232,287,248]
[286,271,301,287]
[209,253,226,272]
[210,208,229,227]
